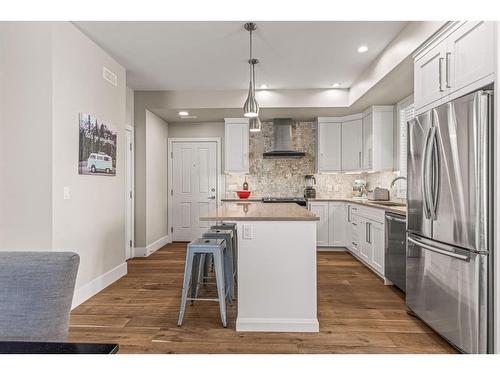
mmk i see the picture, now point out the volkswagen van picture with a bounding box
[87,153,113,174]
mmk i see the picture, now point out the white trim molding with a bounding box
[236,318,319,333]
[133,234,171,257]
[71,262,128,309]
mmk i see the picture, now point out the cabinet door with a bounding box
[341,119,363,171]
[362,113,373,170]
[358,218,372,263]
[370,221,385,275]
[328,202,346,247]
[318,122,342,172]
[447,21,494,95]
[414,42,446,110]
[308,202,329,247]
[225,121,249,173]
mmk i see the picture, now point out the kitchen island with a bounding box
[200,202,319,332]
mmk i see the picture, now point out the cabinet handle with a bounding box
[358,151,362,168]
[352,242,358,246]
[368,222,371,244]
[445,52,451,88]
[320,153,324,168]
[438,57,444,92]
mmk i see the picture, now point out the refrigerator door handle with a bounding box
[408,236,470,262]
[474,91,490,252]
[428,121,440,221]
[421,127,432,220]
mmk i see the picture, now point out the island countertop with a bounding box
[200,202,319,221]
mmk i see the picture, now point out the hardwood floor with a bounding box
[68,243,457,354]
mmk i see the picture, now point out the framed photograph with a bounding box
[78,113,117,176]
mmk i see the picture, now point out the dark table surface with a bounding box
[0,341,119,354]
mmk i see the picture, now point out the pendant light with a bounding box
[243,22,259,118]
[249,116,261,132]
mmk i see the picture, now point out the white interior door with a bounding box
[172,141,217,241]
[125,129,134,259]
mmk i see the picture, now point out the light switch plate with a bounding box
[63,186,70,200]
[328,185,333,192]
[242,224,252,239]
[334,184,340,192]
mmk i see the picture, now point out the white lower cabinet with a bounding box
[308,201,346,247]
[308,202,329,247]
[309,201,386,278]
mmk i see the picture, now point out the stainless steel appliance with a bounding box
[261,197,307,207]
[406,89,493,353]
[385,212,407,292]
[304,175,317,198]
[368,187,390,201]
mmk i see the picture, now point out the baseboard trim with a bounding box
[317,246,347,252]
[236,318,319,332]
[133,234,171,258]
[71,262,127,309]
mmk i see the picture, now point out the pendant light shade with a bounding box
[249,116,262,132]
[243,22,260,118]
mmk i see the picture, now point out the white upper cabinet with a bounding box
[224,118,249,173]
[362,106,394,172]
[341,119,363,171]
[317,120,342,173]
[414,21,495,111]
[414,42,447,110]
[447,21,494,95]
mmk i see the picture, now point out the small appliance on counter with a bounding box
[368,187,390,201]
[352,179,367,198]
[304,175,317,198]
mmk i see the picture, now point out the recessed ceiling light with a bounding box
[178,111,189,116]
[357,45,368,53]
[331,83,341,88]
[260,84,268,89]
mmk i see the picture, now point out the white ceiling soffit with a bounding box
[74,21,408,90]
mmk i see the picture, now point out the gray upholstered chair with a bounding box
[0,251,80,342]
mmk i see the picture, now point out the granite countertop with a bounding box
[308,197,406,216]
[200,202,319,221]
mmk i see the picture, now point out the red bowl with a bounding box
[236,190,251,199]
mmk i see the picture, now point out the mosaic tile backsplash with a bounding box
[225,121,404,200]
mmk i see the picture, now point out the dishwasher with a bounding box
[384,212,407,292]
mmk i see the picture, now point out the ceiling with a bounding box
[74,21,408,91]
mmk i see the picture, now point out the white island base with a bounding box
[235,220,318,332]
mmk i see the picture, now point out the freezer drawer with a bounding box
[406,234,488,353]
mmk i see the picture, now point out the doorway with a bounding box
[168,138,220,242]
[125,128,134,259]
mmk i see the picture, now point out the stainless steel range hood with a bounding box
[263,118,306,159]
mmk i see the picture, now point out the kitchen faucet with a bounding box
[390,176,407,189]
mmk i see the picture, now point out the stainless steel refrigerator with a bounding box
[406,89,493,354]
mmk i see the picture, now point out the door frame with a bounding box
[167,137,223,241]
[125,126,135,260]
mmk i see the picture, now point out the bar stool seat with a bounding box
[178,238,228,327]
[202,229,235,304]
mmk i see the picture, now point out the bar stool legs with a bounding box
[213,249,227,327]
[178,248,194,326]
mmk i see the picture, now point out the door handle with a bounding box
[438,57,444,92]
[445,52,451,88]
[421,126,432,220]
[408,237,470,262]
[208,196,216,200]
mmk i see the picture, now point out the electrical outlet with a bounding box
[242,224,253,239]
[334,184,340,192]
[328,185,333,192]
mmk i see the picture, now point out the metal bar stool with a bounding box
[202,229,235,304]
[178,238,228,327]
[211,222,238,277]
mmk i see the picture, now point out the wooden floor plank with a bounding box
[68,243,456,354]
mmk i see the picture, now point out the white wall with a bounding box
[168,121,224,139]
[50,22,127,291]
[133,108,169,249]
[0,22,53,250]
[0,21,127,306]
[145,110,168,246]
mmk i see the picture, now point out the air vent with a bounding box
[102,67,118,86]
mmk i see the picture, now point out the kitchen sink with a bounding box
[369,201,406,207]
